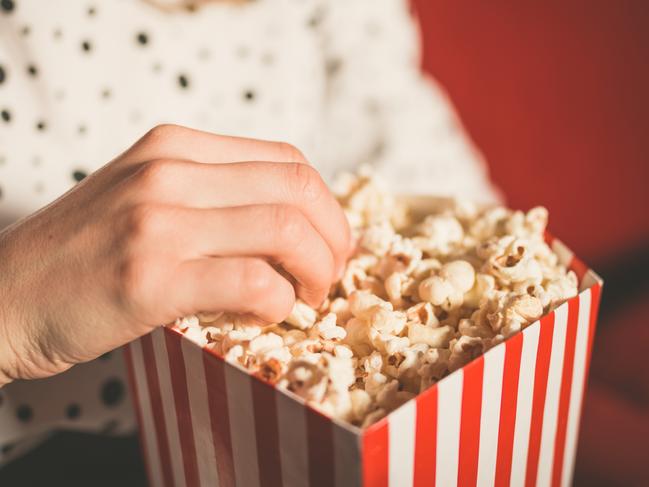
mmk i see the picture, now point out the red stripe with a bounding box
[458,357,485,487]
[494,333,524,486]
[164,330,200,487]
[524,313,556,487]
[141,333,175,487]
[306,408,335,487]
[413,385,437,487]
[251,379,283,487]
[204,351,236,487]
[362,420,389,487]
[551,298,580,486]
[123,344,154,486]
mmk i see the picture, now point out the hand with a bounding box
[0,125,351,384]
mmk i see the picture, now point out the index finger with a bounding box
[125,124,308,166]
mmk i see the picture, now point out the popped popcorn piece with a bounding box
[348,290,392,319]
[406,302,439,327]
[313,313,347,341]
[407,323,454,348]
[196,311,222,323]
[286,300,317,330]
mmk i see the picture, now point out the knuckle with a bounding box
[286,162,326,204]
[133,159,177,195]
[271,205,307,244]
[143,123,184,144]
[124,203,168,241]
[275,141,306,163]
[241,260,275,300]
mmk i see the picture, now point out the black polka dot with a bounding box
[101,88,112,99]
[36,120,46,131]
[27,64,38,77]
[1,0,15,14]
[152,62,162,74]
[21,25,30,36]
[65,403,81,420]
[87,6,96,16]
[1,109,10,122]
[81,40,93,53]
[2,443,14,456]
[326,58,342,77]
[0,65,5,83]
[72,170,87,182]
[78,124,87,135]
[136,32,149,46]
[307,8,325,28]
[178,74,189,89]
[101,378,125,407]
[53,28,62,40]
[16,404,33,422]
[243,90,256,102]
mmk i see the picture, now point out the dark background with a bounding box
[2,1,648,486]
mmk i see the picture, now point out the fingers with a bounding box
[126,159,352,277]
[126,124,308,165]
[173,257,296,323]
[170,205,335,306]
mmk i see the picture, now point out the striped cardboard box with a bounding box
[125,236,602,487]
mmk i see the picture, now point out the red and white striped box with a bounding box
[124,237,602,487]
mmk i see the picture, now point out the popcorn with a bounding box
[286,300,317,330]
[175,172,580,428]
[407,323,454,348]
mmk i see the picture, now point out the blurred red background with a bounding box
[412,2,649,485]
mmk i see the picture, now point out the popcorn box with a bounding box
[124,197,602,487]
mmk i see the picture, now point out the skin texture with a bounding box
[0,124,352,385]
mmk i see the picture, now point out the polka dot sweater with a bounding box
[0,0,498,464]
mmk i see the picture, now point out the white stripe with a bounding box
[435,370,463,487]
[276,391,309,487]
[333,420,362,487]
[388,401,416,487]
[152,329,187,487]
[580,270,603,292]
[181,338,220,487]
[536,304,569,487]
[476,344,505,487]
[225,365,261,487]
[561,291,592,487]
[130,340,164,487]
[510,323,540,486]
